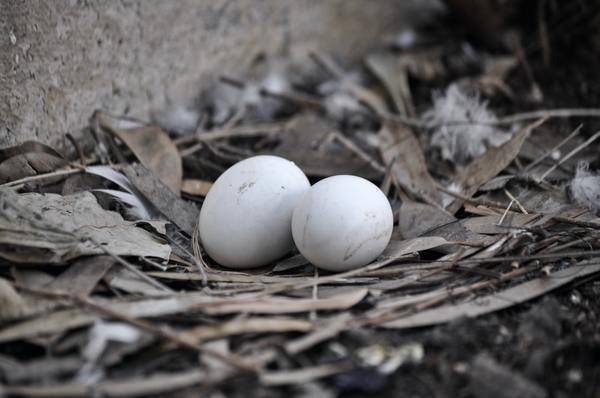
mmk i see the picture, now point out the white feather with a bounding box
[570,162,600,212]
[423,84,510,164]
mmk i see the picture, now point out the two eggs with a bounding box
[198,156,393,272]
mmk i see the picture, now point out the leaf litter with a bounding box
[2,6,600,397]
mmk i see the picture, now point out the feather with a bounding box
[570,162,600,212]
[86,166,156,220]
[423,84,510,164]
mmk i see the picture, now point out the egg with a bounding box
[292,175,393,272]
[199,155,310,269]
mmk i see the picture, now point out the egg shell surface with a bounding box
[199,155,310,269]
[292,175,393,272]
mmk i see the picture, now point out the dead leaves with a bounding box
[0,190,171,264]
[271,113,380,179]
[378,120,445,206]
[181,317,313,344]
[446,118,547,214]
[200,288,368,315]
[0,141,67,184]
[381,261,600,329]
[181,178,213,196]
[96,112,182,194]
[123,164,199,235]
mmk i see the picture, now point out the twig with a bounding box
[0,168,82,188]
[329,131,386,173]
[498,199,515,225]
[496,109,600,125]
[522,124,583,173]
[175,122,287,146]
[551,216,600,230]
[219,75,322,110]
[436,183,526,212]
[219,73,600,132]
[191,223,209,285]
[538,130,600,181]
[13,283,257,372]
[456,249,600,265]
[504,189,528,214]
[360,261,544,326]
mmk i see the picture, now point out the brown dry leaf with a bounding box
[0,355,83,384]
[285,313,352,355]
[105,267,171,297]
[147,270,372,286]
[0,140,64,164]
[3,368,224,398]
[0,278,41,321]
[460,56,518,98]
[446,118,546,214]
[0,141,67,184]
[47,256,114,296]
[367,50,445,115]
[123,163,199,235]
[0,289,361,342]
[260,362,353,386]
[3,257,114,322]
[381,236,449,259]
[201,288,368,315]
[0,190,171,264]
[382,261,600,329]
[181,317,313,344]
[181,179,213,197]
[271,113,379,179]
[366,53,415,116]
[97,112,182,194]
[378,120,445,206]
[0,292,212,343]
[398,200,457,239]
[461,213,542,234]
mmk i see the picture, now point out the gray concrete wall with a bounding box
[1,0,437,148]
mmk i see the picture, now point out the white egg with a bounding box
[199,155,310,269]
[292,175,393,272]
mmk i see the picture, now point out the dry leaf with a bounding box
[446,119,546,214]
[378,120,445,206]
[98,112,182,194]
[181,317,313,343]
[201,288,368,315]
[260,362,352,386]
[271,113,379,179]
[123,164,199,235]
[382,261,600,329]
[181,179,213,197]
[398,200,457,239]
[3,368,223,398]
[381,236,449,259]
[105,267,171,297]
[461,213,542,234]
[367,50,445,115]
[0,278,40,321]
[366,53,415,116]
[0,190,171,264]
[0,289,362,342]
[0,141,67,184]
